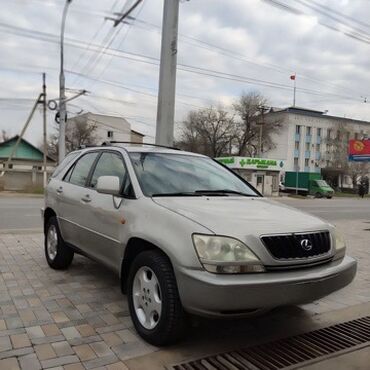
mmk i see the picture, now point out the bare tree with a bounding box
[233,92,281,156]
[48,117,98,158]
[177,106,236,157]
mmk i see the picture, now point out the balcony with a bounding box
[295,133,300,142]
[305,151,311,158]
[316,136,321,144]
[294,149,300,158]
[305,135,312,143]
[315,152,321,160]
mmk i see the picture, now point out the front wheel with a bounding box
[45,217,74,270]
[127,250,186,346]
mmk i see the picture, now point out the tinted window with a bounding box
[51,152,80,178]
[66,152,99,187]
[90,152,133,196]
[129,152,258,197]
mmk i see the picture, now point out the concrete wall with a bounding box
[0,169,53,191]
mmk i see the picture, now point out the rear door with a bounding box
[56,151,100,249]
[81,150,134,271]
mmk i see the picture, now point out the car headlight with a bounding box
[333,229,346,260]
[192,234,265,274]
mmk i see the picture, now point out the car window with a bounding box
[65,152,99,187]
[51,151,80,178]
[89,152,133,196]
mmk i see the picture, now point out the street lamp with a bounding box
[58,0,73,163]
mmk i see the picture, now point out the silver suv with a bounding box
[43,143,357,345]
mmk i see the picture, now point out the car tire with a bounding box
[315,192,322,198]
[45,217,74,270]
[127,250,186,346]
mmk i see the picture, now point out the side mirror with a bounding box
[96,176,121,196]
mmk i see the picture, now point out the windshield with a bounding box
[129,152,258,197]
[316,180,330,187]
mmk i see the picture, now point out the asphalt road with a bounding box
[0,195,43,231]
[0,194,370,231]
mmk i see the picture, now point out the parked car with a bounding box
[42,144,357,345]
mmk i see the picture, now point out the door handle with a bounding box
[81,195,92,203]
[56,187,63,194]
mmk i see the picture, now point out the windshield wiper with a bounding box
[151,192,202,197]
[194,189,256,197]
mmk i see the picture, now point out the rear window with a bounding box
[51,152,80,178]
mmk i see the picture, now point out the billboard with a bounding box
[348,139,370,161]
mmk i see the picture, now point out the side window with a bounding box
[65,152,99,187]
[51,152,80,178]
[89,152,133,196]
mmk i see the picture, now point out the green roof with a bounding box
[0,136,55,162]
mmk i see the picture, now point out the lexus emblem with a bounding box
[300,239,313,251]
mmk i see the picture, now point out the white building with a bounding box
[264,107,370,185]
[68,112,144,144]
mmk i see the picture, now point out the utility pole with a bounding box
[155,0,180,147]
[257,105,269,157]
[59,0,72,163]
[42,73,48,188]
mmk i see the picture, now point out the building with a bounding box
[264,107,370,187]
[217,156,285,196]
[0,136,56,191]
[67,112,144,144]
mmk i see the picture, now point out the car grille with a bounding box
[261,231,331,260]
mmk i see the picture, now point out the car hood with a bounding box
[152,196,330,238]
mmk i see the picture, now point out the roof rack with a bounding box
[101,141,181,151]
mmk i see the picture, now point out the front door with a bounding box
[256,174,264,194]
[81,150,134,272]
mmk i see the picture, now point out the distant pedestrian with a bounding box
[358,182,366,198]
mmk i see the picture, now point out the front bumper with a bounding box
[176,256,357,317]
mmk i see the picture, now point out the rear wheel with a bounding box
[127,250,186,346]
[315,192,322,198]
[45,217,74,270]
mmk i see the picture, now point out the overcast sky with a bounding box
[0,0,369,145]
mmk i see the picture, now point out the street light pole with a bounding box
[155,0,180,147]
[58,0,72,163]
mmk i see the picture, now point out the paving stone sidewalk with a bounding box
[0,219,369,369]
[0,233,157,370]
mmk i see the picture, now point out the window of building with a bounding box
[304,158,309,167]
[305,143,310,151]
[355,132,359,139]
[316,144,321,152]
[317,128,321,137]
[327,129,332,139]
[107,130,114,139]
[295,125,301,134]
[295,142,299,150]
[326,160,331,167]
[306,126,311,135]
[337,130,341,140]
[294,158,299,168]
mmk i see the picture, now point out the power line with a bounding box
[87,0,147,90]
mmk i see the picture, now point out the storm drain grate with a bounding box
[171,316,370,370]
